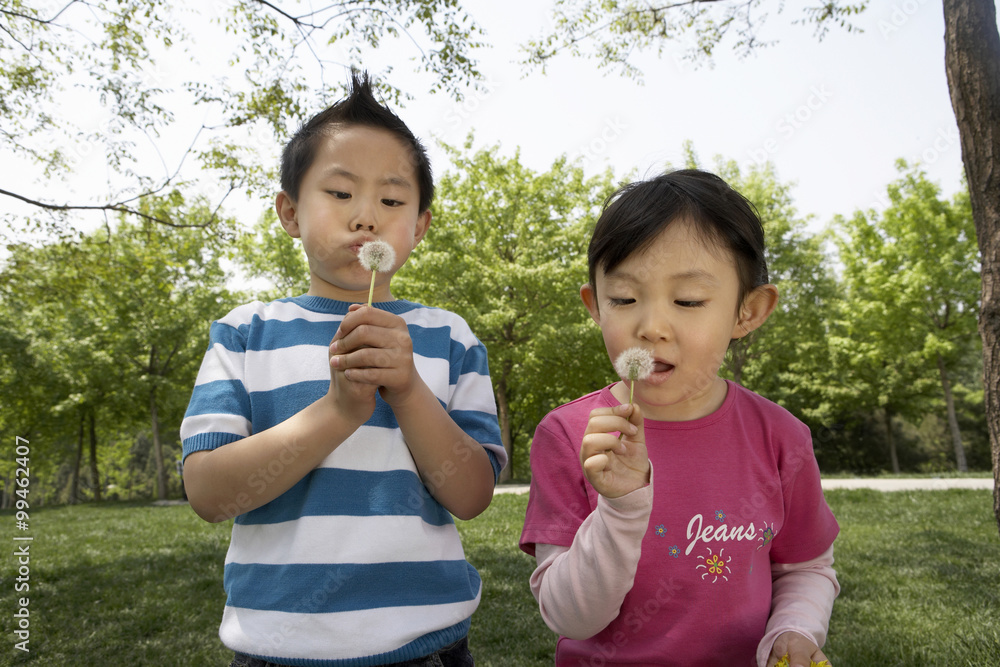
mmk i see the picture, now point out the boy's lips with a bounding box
[348,237,377,254]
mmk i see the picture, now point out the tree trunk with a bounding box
[495,374,512,483]
[89,410,101,502]
[884,407,900,474]
[150,383,167,500]
[943,0,1000,532]
[937,352,969,472]
[70,412,84,505]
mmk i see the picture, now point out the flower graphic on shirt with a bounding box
[654,524,667,537]
[757,523,776,551]
[668,545,680,558]
[714,509,726,522]
[695,547,731,583]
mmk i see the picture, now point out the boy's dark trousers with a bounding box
[229,636,474,667]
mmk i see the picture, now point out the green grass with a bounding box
[825,489,1000,666]
[2,491,998,666]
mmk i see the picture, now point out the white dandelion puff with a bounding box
[359,240,396,305]
[612,347,654,438]
[613,347,655,385]
[359,240,396,273]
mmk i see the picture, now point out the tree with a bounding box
[833,164,980,472]
[233,208,310,301]
[711,158,840,424]
[525,0,1000,534]
[0,197,238,501]
[98,203,238,499]
[943,0,1000,529]
[394,138,617,481]
[522,1,869,78]
[1,238,126,502]
[1,0,486,232]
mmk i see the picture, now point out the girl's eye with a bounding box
[608,297,635,307]
[675,300,705,308]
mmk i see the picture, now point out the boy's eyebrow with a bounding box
[319,166,413,189]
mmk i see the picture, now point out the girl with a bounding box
[520,169,839,667]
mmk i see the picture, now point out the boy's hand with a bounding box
[767,631,830,667]
[580,403,649,499]
[329,304,421,408]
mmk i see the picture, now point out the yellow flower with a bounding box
[774,656,831,667]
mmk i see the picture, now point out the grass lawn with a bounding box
[3,490,998,666]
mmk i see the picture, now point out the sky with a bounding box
[410,0,971,232]
[2,0,991,238]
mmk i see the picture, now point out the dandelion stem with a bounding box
[367,270,377,307]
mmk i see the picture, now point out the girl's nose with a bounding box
[638,309,671,342]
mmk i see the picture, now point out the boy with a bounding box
[181,71,506,667]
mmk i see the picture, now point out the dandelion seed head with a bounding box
[613,347,655,382]
[358,240,396,273]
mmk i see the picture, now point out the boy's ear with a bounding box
[413,209,432,247]
[580,283,601,324]
[732,284,779,339]
[275,191,300,238]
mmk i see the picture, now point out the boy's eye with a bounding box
[327,191,351,200]
[381,199,404,207]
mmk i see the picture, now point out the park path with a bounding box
[493,477,994,495]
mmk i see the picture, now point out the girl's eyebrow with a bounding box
[669,269,720,285]
[605,267,719,285]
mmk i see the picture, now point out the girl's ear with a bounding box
[732,284,779,339]
[580,283,602,324]
[275,191,300,238]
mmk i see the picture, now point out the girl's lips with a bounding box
[644,361,675,385]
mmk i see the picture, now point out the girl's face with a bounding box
[582,218,775,421]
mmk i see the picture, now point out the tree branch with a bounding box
[0,0,82,26]
[0,188,212,229]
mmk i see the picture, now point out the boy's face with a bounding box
[581,219,773,421]
[276,125,431,302]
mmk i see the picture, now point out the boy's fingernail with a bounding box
[330,341,339,352]
[330,355,340,368]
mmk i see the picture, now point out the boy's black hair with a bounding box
[279,70,434,213]
[587,169,769,309]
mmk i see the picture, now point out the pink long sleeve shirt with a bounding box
[520,382,840,666]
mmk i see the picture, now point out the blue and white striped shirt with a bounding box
[181,295,506,666]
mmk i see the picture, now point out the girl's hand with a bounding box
[580,403,649,499]
[767,631,831,667]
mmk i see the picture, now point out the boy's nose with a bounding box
[350,202,377,232]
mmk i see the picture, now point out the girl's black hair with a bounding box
[587,169,769,308]
[279,70,434,212]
